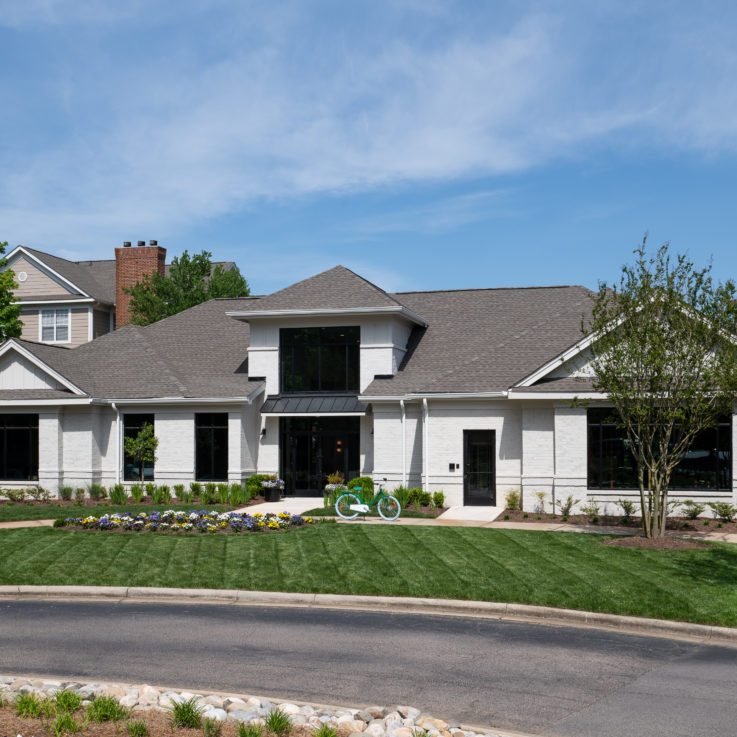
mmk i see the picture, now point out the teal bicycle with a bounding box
[335,479,401,521]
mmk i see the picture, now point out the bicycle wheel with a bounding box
[377,495,401,521]
[336,493,361,520]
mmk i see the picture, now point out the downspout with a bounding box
[112,402,121,485]
[400,399,406,487]
[422,397,429,493]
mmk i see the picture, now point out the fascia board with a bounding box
[0,340,86,396]
[5,247,91,299]
[0,398,93,406]
[17,298,96,305]
[360,391,508,402]
[507,391,608,400]
[227,305,428,327]
[260,411,366,417]
[104,396,253,405]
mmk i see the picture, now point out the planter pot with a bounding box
[264,487,283,503]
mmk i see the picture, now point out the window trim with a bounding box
[39,307,71,344]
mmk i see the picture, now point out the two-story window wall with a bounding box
[280,327,360,393]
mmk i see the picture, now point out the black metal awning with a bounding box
[260,394,368,416]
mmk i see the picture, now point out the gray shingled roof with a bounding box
[231,265,412,313]
[509,377,597,393]
[15,298,261,399]
[362,285,595,396]
[17,247,235,307]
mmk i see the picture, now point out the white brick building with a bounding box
[0,265,734,512]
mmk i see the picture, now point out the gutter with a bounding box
[400,398,406,487]
[422,398,429,493]
[111,402,121,485]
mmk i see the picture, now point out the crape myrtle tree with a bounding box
[125,250,250,326]
[585,238,737,538]
[0,240,23,342]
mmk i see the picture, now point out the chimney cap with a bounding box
[149,240,158,246]
[137,241,145,247]
[123,241,131,247]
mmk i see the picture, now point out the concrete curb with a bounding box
[2,586,736,648]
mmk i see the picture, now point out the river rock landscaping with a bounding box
[0,675,514,737]
[54,510,315,534]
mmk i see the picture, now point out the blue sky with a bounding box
[1,0,736,294]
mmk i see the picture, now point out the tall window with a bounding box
[280,326,360,393]
[196,413,228,481]
[123,414,155,481]
[41,309,69,343]
[587,409,732,490]
[0,414,38,480]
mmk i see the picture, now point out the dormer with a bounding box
[227,266,427,397]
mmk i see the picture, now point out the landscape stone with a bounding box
[224,697,248,711]
[205,707,228,721]
[366,706,386,719]
[227,709,258,722]
[355,710,374,723]
[120,694,139,708]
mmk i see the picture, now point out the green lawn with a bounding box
[0,503,234,522]
[1,525,736,627]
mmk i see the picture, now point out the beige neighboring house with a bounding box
[3,241,235,347]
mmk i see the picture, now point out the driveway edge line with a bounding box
[2,585,736,647]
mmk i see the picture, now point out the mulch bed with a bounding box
[602,536,711,550]
[500,508,737,533]
[0,496,263,509]
[0,706,297,737]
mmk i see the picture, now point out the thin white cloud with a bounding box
[1,1,737,253]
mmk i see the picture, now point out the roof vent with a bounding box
[123,241,131,247]
[137,241,145,247]
[149,240,158,246]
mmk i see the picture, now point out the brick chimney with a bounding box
[115,240,166,327]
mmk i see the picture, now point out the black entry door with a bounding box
[463,430,496,506]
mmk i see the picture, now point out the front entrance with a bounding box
[463,430,496,506]
[280,416,360,496]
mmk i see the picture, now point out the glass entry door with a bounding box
[280,417,360,496]
[463,430,496,506]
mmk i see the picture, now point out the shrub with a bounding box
[87,484,107,501]
[169,697,203,728]
[190,481,203,500]
[681,499,706,520]
[27,486,51,502]
[59,486,74,501]
[145,482,157,499]
[407,488,431,508]
[238,723,262,737]
[555,494,578,517]
[617,498,637,519]
[5,488,27,502]
[15,692,42,718]
[130,484,144,503]
[217,483,230,504]
[87,695,129,723]
[505,488,522,511]
[160,485,171,503]
[347,476,374,499]
[53,712,81,737]
[393,486,411,508]
[432,491,445,508]
[245,475,267,499]
[534,491,546,514]
[128,719,149,737]
[203,717,223,737]
[204,482,217,504]
[580,501,601,517]
[326,470,345,486]
[173,483,185,498]
[228,483,244,506]
[55,689,83,714]
[74,488,86,502]
[264,708,292,737]
[109,484,127,505]
[708,501,737,522]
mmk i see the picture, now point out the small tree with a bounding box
[124,423,159,484]
[125,250,250,326]
[585,239,737,538]
[0,240,23,342]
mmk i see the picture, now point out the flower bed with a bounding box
[54,509,314,534]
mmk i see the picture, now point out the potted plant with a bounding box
[324,470,347,508]
[261,474,285,502]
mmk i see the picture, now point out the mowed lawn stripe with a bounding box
[2,526,737,626]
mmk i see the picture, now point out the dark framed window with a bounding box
[587,409,732,491]
[280,327,360,393]
[196,413,228,481]
[0,414,38,481]
[123,413,155,481]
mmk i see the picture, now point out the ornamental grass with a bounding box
[54,509,314,534]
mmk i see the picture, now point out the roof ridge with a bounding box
[335,265,407,308]
[391,284,590,296]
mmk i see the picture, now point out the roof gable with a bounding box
[0,340,87,395]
